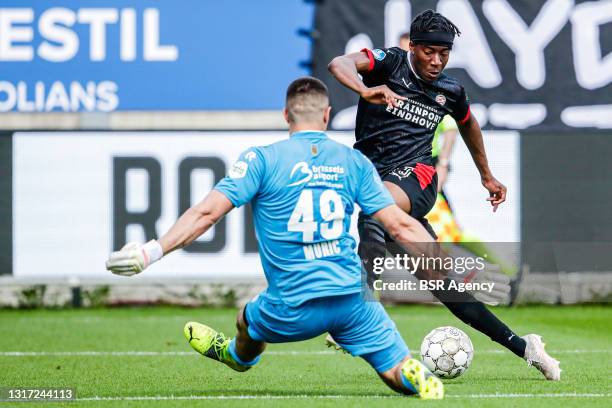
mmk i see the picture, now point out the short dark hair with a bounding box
[286,77,328,103]
[286,77,329,123]
[410,9,461,38]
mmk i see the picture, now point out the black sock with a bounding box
[431,287,527,358]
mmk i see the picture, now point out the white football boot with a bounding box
[522,334,561,380]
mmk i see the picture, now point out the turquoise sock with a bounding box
[228,338,261,367]
[400,369,418,394]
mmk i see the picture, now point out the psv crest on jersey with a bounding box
[435,94,447,106]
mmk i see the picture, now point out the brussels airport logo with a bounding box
[287,162,345,188]
[288,162,313,187]
[0,7,179,112]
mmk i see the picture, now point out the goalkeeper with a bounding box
[107,77,448,399]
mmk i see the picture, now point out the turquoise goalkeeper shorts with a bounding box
[244,292,409,373]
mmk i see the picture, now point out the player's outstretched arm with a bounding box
[328,52,371,94]
[457,115,507,212]
[373,205,435,245]
[157,190,233,254]
[105,190,233,276]
[328,52,405,108]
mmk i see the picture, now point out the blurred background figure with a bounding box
[398,32,411,52]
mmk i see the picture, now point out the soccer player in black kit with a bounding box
[328,10,560,380]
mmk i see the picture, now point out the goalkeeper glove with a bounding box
[105,240,163,276]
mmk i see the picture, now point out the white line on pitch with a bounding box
[0,349,609,357]
[76,393,611,401]
[450,393,612,399]
[0,351,334,356]
[79,395,387,401]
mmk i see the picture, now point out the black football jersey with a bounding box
[355,47,471,177]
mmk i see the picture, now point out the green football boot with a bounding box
[325,334,349,354]
[184,321,250,372]
[401,358,444,399]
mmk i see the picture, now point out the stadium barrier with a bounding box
[0,112,287,131]
[0,130,610,306]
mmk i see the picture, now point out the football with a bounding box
[420,326,474,379]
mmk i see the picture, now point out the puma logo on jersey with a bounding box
[244,151,257,161]
[402,77,417,90]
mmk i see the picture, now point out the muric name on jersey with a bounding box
[303,240,341,260]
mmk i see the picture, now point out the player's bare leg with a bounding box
[234,306,266,362]
[384,181,412,213]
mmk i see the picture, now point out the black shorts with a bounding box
[383,162,438,220]
[358,162,438,287]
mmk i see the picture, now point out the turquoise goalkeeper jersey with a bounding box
[215,131,394,306]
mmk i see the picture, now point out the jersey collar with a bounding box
[290,130,328,139]
[407,52,425,82]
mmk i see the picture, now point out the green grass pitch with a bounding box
[0,305,610,407]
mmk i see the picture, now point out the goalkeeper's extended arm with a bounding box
[105,190,234,276]
[372,204,449,279]
[158,190,233,255]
